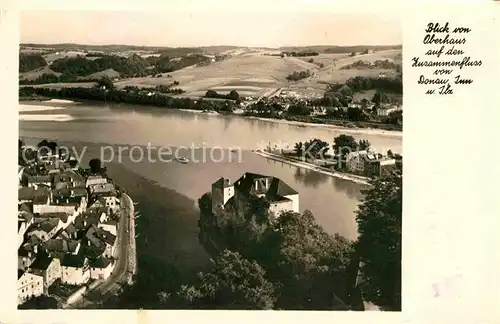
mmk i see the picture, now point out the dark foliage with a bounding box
[286,70,312,82]
[19,86,237,112]
[356,171,402,310]
[19,53,47,72]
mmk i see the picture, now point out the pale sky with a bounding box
[21,10,401,48]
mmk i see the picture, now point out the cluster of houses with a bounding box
[17,149,121,305]
[267,143,398,178]
[342,150,398,177]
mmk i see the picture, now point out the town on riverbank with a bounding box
[17,139,137,309]
[17,11,402,311]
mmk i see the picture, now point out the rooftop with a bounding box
[233,172,298,202]
[90,183,116,195]
[19,186,51,204]
[28,218,59,234]
[213,177,232,188]
[43,238,80,253]
[61,250,87,268]
[36,212,71,223]
[28,175,52,183]
[30,251,55,271]
[89,256,112,268]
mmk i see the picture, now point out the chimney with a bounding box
[34,245,38,254]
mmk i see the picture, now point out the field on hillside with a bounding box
[115,49,401,98]
[43,51,87,63]
[25,82,96,89]
[20,46,402,99]
[85,68,121,80]
[115,54,321,97]
[19,66,62,80]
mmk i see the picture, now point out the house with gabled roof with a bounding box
[43,238,81,258]
[89,256,114,281]
[89,183,115,195]
[37,195,87,223]
[82,225,116,259]
[211,172,299,218]
[54,169,85,189]
[98,218,118,236]
[29,251,62,295]
[18,208,34,248]
[18,269,43,305]
[18,239,40,271]
[26,218,61,242]
[88,195,120,215]
[93,227,117,259]
[27,175,52,190]
[86,175,107,188]
[60,250,90,285]
[18,187,51,213]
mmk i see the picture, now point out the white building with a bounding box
[18,270,44,305]
[90,257,114,281]
[60,253,90,285]
[29,254,62,295]
[98,219,118,236]
[211,172,299,218]
[86,175,107,188]
[27,175,52,189]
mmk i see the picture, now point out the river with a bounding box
[19,100,402,241]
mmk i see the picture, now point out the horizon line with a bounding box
[20,42,403,49]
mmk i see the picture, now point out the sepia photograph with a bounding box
[17,10,402,311]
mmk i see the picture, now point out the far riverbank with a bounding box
[254,150,371,185]
[19,85,402,134]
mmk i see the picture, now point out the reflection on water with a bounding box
[19,101,401,239]
[332,177,366,201]
[294,167,330,188]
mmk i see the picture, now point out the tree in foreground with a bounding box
[355,170,402,310]
[263,210,354,310]
[176,250,276,309]
[196,194,355,310]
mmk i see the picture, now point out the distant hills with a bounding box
[20,43,402,55]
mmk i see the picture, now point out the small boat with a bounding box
[175,156,189,164]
